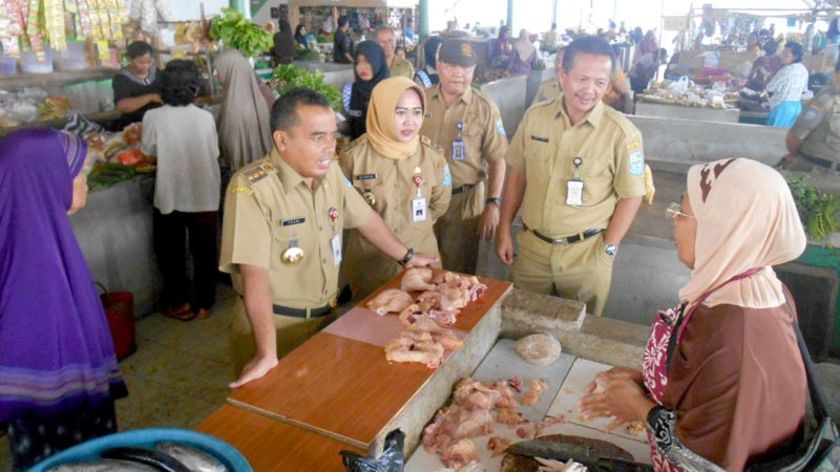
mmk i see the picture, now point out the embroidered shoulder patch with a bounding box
[629,148,645,176]
[443,164,452,187]
[495,118,506,137]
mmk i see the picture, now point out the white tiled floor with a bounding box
[0,285,238,471]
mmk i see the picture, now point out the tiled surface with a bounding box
[547,358,648,442]
[0,284,238,472]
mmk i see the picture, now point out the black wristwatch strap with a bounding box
[485,197,502,206]
[398,247,415,266]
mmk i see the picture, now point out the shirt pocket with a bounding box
[579,158,614,205]
[272,219,310,268]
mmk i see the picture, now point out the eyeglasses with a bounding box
[665,201,692,220]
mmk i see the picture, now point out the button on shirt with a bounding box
[420,85,508,187]
[506,97,646,237]
[219,150,372,308]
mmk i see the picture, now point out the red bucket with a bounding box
[97,283,136,361]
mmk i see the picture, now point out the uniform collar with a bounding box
[554,94,604,128]
[430,84,474,106]
[269,148,309,193]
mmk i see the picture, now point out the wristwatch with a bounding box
[605,243,618,257]
[485,197,502,207]
[397,247,415,266]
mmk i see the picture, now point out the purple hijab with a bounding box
[0,128,126,422]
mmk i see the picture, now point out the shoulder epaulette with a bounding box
[341,135,368,156]
[420,135,444,155]
[242,162,276,185]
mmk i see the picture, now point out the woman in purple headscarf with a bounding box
[0,128,127,470]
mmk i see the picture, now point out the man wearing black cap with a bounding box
[420,39,509,275]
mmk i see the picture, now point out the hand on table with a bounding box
[229,353,279,389]
[578,374,654,432]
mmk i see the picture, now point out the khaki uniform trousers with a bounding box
[229,298,338,374]
[511,229,614,317]
[435,182,485,274]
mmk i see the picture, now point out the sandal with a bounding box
[163,303,196,321]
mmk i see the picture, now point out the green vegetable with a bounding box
[210,8,273,58]
[295,47,321,61]
[533,59,546,71]
[788,175,840,244]
[270,64,341,112]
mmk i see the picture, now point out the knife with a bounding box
[506,438,654,472]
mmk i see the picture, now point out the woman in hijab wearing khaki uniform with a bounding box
[340,77,453,299]
[215,49,273,173]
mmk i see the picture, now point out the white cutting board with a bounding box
[546,358,648,442]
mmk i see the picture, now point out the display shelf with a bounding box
[0,67,117,91]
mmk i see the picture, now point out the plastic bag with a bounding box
[341,429,405,472]
[668,76,691,94]
[515,333,562,366]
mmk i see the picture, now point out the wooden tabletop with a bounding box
[195,405,364,472]
[228,332,435,449]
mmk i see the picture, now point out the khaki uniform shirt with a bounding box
[506,97,646,237]
[791,86,840,163]
[420,85,509,188]
[533,78,561,105]
[219,149,373,308]
[339,135,452,238]
[389,56,415,79]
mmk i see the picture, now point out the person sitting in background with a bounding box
[141,60,221,321]
[333,16,354,64]
[603,57,632,113]
[343,41,390,140]
[0,129,127,471]
[628,47,663,93]
[579,158,806,471]
[404,17,415,43]
[509,29,537,75]
[543,23,559,48]
[340,77,451,299]
[215,49,273,173]
[271,19,295,66]
[780,59,840,173]
[766,41,809,128]
[263,20,275,34]
[295,24,308,48]
[377,26,414,79]
[415,36,442,88]
[112,40,161,129]
[492,25,512,66]
[746,40,783,92]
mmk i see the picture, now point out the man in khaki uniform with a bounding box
[532,48,564,105]
[220,89,435,388]
[781,60,840,173]
[497,36,646,317]
[421,39,508,274]
[377,26,414,79]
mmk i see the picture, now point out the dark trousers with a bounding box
[153,209,218,310]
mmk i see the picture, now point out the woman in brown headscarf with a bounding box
[580,158,807,471]
[340,77,452,299]
[215,48,273,173]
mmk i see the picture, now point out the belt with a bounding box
[452,183,476,195]
[800,152,840,171]
[524,224,604,245]
[272,299,336,318]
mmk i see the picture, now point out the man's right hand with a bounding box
[495,229,516,265]
[147,93,163,105]
[229,353,279,389]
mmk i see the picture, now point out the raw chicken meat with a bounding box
[515,333,562,366]
[514,415,567,440]
[366,288,414,316]
[536,457,589,472]
[440,438,480,470]
[398,304,424,325]
[384,315,463,368]
[626,420,646,436]
[522,378,550,406]
[486,436,512,457]
[496,408,525,425]
[401,267,437,291]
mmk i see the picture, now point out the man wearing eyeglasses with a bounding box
[496,36,646,317]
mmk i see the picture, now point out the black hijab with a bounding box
[349,41,389,139]
[272,20,295,65]
[295,24,307,47]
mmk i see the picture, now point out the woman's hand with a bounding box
[578,375,655,432]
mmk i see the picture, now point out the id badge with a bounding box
[331,234,342,266]
[451,139,466,161]
[412,197,428,222]
[566,179,584,206]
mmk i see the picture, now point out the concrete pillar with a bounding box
[419,0,430,41]
[229,0,251,19]
[507,0,514,29]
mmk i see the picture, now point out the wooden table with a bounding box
[196,405,364,472]
[227,270,512,451]
[635,101,741,123]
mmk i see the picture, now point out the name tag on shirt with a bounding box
[331,234,342,266]
[412,197,428,222]
[355,173,378,181]
[282,217,306,226]
[566,179,584,207]
[452,139,466,161]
